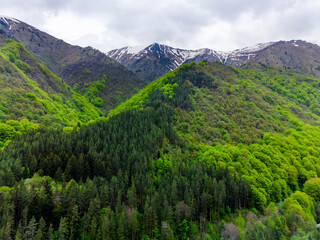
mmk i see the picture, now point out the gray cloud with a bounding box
[1,0,320,51]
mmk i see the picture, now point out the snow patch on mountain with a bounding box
[235,42,274,53]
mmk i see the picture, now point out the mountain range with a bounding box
[107,40,320,82]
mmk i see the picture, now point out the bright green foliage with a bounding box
[162,82,178,98]
[0,119,38,148]
[0,123,16,145]
[15,59,31,73]
[284,191,315,221]
[92,97,103,108]
[25,92,37,100]
[251,187,268,211]
[245,67,320,117]
[0,37,103,144]
[62,127,73,134]
[108,70,176,117]
[71,70,143,112]
[220,195,320,240]
[196,123,320,206]
[73,76,106,103]
[178,219,189,240]
[303,178,320,201]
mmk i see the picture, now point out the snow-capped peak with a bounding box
[0,16,20,30]
[232,42,274,54]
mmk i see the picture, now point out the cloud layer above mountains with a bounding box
[1,0,320,51]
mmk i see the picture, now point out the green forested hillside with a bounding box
[0,35,102,147]
[1,60,320,239]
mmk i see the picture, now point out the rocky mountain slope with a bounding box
[244,40,320,75]
[107,40,320,82]
[0,16,145,112]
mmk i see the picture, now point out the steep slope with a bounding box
[1,61,320,238]
[106,42,274,82]
[0,16,145,112]
[0,33,102,147]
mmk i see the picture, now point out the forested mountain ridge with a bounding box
[0,16,145,112]
[1,60,320,239]
[0,32,103,148]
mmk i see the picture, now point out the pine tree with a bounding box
[2,217,13,240]
[89,217,97,240]
[58,217,68,240]
[15,229,22,240]
[117,211,127,240]
[127,184,137,208]
[35,217,46,240]
[178,219,189,240]
[101,207,115,240]
[25,217,37,240]
[170,180,178,206]
[47,224,54,240]
[129,209,139,240]
[14,224,23,240]
[163,195,172,222]
[69,205,79,240]
[160,222,174,240]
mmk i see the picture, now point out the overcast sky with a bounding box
[1,0,320,52]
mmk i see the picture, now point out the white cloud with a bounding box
[1,0,320,52]
[41,10,106,47]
